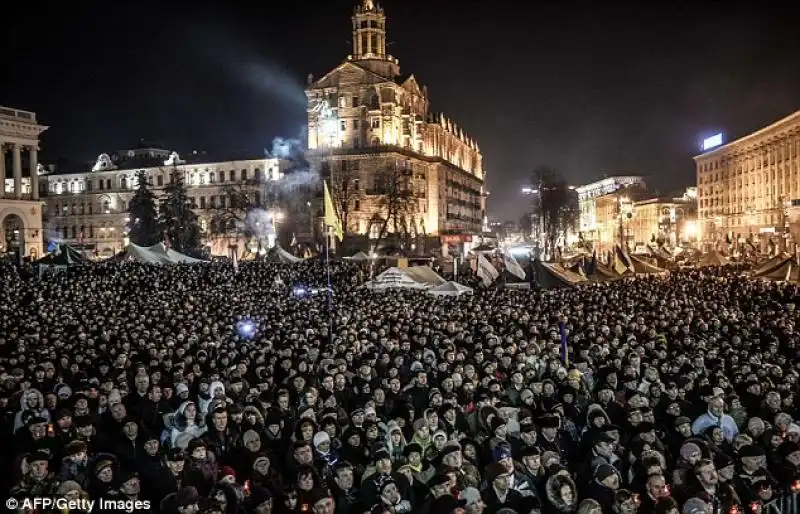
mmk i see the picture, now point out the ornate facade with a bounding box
[0,105,47,260]
[695,110,800,246]
[306,0,485,244]
[42,146,291,258]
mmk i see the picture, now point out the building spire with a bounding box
[351,0,399,77]
[363,0,375,10]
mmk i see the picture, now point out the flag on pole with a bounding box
[323,180,343,241]
[476,253,499,286]
[559,322,569,367]
[502,250,527,280]
[613,245,632,275]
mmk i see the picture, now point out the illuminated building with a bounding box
[0,105,47,260]
[306,0,485,249]
[592,185,697,253]
[575,176,644,242]
[694,110,800,250]
[42,145,291,258]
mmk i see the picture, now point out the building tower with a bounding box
[351,0,399,78]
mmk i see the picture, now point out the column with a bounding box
[12,143,22,199]
[29,147,39,200]
[0,142,5,199]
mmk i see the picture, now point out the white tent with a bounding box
[124,243,205,264]
[361,267,427,290]
[404,265,447,287]
[428,281,473,297]
[345,251,371,261]
[276,246,303,264]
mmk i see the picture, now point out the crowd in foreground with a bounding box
[1,259,800,514]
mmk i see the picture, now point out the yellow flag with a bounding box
[323,180,344,241]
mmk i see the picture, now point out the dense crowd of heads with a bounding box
[2,260,800,514]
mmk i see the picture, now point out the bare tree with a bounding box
[327,160,361,235]
[367,160,417,252]
[208,181,260,236]
[531,166,578,260]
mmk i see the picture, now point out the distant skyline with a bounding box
[1,0,798,221]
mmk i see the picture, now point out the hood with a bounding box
[585,403,611,427]
[20,388,45,411]
[209,381,225,398]
[545,473,578,513]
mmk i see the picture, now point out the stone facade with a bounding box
[42,147,291,258]
[306,0,485,241]
[694,110,800,246]
[0,105,47,260]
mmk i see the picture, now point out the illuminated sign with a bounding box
[702,133,723,151]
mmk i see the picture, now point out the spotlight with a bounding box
[235,319,256,339]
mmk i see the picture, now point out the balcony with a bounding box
[0,106,36,123]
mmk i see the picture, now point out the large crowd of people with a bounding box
[2,258,800,514]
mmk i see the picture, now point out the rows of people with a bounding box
[1,260,800,514]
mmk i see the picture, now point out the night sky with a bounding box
[2,0,798,221]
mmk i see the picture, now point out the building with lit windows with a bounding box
[575,176,644,241]
[42,144,291,258]
[695,110,800,249]
[0,105,47,260]
[306,0,485,250]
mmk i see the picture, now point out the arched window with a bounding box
[219,171,225,183]
[103,200,111,213]
[120,177,127,189]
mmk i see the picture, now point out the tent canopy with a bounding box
[122,243,206,264]
[695,249,730,268]
[404,265,446,287]
[428,281,473,297]
[35,244,90,266]
[346,251,371,261]
[361,267,427,290]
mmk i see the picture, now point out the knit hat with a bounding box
[313,431,331,449]
[683,498,711,514]
[57,480,82,496]
[243,430,260,446]
[679,442,701,461]
[219,466,236,481]
[594,463,617,482]
[460,487,482,506]
[176,486,200,507]
[485,461,510,483]
[492,443,513,462]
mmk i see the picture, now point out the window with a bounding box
[200,196,206,209]
[121,177,127,189]
[71,226,77,239]
[103,200,110,214]
[339,96,347,108]
[353,137,360,148]
[210,196,216,208]
[80,203,85,215]
[371,34,378,53]
[157,175,164,186]
[354,200,360,211]
[241,169,247,181]
[219,171,225,183]
[254,168,262,182]
[354,179,360,191]
[352,96,359,107]
[229,170,236,182]
[209,172,216,184]
[371,118,380,128]
[71,203,77,215]
[88,204,93,215]
[341,120,347,131]
[99,180,104,190]
[86,180,92,191]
